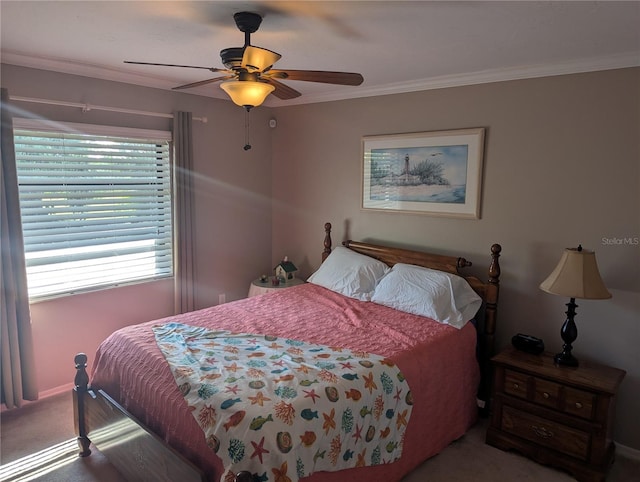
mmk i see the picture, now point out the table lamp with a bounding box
[539,245,611,367]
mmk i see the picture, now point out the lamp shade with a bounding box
[220,80,275,108]
[539,247,611,300]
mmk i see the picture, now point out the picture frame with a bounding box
[361,128,485,219]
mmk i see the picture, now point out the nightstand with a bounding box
[486,347,625,482]
[247,277,304,297]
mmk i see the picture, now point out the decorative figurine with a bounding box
[274,256,298,281]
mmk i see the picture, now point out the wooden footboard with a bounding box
[73,354,207,481]
[74,353,258,482]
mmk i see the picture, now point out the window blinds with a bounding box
[14,126,173,300]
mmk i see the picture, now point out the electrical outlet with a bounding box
[218,293,226,304]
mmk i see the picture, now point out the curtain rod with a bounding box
[9,95,208,123]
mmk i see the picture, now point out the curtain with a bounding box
[1,88,38,408]
[173,111,196,314]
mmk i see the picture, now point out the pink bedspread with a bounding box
[91,283,480,482]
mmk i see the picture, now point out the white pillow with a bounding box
[371,263,482,328]
[307,246,390,301]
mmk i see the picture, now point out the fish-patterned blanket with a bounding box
[153,322,413,482]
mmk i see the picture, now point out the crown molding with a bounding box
[0,51,228,100]
[2,50,638,108]
[272,52,640,106]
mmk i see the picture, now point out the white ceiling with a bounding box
[1,1,639,107]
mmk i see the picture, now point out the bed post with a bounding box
[479,244,501,413]
[73,353,92,457]
[484,244,502,359]
[322,222,332,261]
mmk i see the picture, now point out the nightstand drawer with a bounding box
[564,386,595,420]
[501,406,590,461]
[533,377,561,409]
[504,369,528,398]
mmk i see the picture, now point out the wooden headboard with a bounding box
[321,221,502,409]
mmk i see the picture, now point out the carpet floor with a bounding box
[1,392,637,481]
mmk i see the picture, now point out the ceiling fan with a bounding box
[125,11,364,110]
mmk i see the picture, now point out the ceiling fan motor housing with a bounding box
[233,12,263,34]
[220,47,245,70]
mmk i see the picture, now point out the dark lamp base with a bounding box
[554,297,580,367]
[554,351,579,367]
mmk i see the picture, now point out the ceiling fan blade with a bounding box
[172,76,234,90]
[263,78,301,100]
[269,70,364,86]
[125,61,227,73]
[242,46,282,72]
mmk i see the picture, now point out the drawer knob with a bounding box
[513,383,519,389]
[575,402,583,409]
[531,425,554,439]
[542,392,550,399]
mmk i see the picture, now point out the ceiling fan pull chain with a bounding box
[244,109,252,151]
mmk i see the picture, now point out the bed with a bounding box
[73,222,501,482]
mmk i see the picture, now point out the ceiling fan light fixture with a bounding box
[242,46,282,72]
[220,80,275,109]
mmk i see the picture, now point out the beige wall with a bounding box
[271,68,640,449]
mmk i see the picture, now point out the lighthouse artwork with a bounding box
[362,128,485,219]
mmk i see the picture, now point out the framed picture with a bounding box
[362,128,485,219]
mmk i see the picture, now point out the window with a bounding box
[13,119,173,300]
